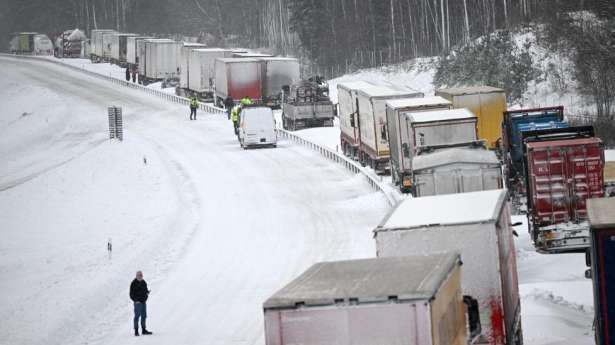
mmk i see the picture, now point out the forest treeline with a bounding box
[2,0,614,76]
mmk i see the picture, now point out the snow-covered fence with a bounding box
[276,128,398,207]
[0,54,226,115]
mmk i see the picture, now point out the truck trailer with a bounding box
[264,253,472,345]
[101,31,116,61]
[523,127,605,253]
[184,48,232,100]
[375,189,523,345]
[436,86,507,150]
[126,36,153,68]
[355,85,421,173]
[281,77,335,130]
[587,197,615,345]
[178,43,207,93]
[412,146,502,197]
[338,81,374,160]
[109,33,139,66]
[141,39,182,86]
[386,96,452,191]
[11,32,53,56]
[214,57,263,105]
[90,29,115,62]
[260,57,301,108]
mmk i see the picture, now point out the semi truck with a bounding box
[214,57,263,105]
[337,81,374,160]
[177,43,207,95]
[374,189,523,345]
[281,77,335,130]
[126,36,153,68]
[90,29,115,62]
[412,145,502,197]
[141,39,182,86]
[260,57,301,108]
[355,85,422,173]
[385,96,452,191]
[587,197,615,345]
[264,253,477,345]
[436,86,507,150]
[182,48,232,100]
[523,126,605,253]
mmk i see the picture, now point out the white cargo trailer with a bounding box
[142,39,181,85]
[356,85,422,174]
[185,48,232,99]
[109,33,139,65]
[214,58,263,105]
[179,43,207,90]
[337,81,374,159]
[386,96,451,191]
[375,189,523,345]
[101,31,116,61]
[259,57,301,108]
[126,36,153,67]
[90,29,115,61]
[264,253,470,345]
[412,146,502,197]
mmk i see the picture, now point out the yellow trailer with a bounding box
[436,86,507,149]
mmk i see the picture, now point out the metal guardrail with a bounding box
[1,53,397,206]
[276,129,398,207]
[0,54,226,115]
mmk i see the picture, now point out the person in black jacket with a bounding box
[130,271,152,336]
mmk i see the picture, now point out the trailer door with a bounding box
[567,143,605,222]
[530,147,571,224]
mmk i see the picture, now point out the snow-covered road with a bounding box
[0,57,388,345]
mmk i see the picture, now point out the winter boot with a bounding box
[134,329,139,336]
[142,329,153,335]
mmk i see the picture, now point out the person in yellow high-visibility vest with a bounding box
[189,96,199,120]
[231,105,241,135]
[240,97,253,106]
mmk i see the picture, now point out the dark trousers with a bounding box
[190,107,197,120]
[233,120,239,135]
[134,302,147,331]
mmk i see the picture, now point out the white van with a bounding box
[239,106,277,149]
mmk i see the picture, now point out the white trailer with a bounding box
[101,31,116,61]
[109,33,139,65]
[337,81,374,159]
[185,48,232,99]
[356,85,422,173]
[386,96,451,191]
[90,29,115,61]
[179,43,207,90]
[264,253,470,345]
[142,39,181,85]
[214,58,264,105]
[259,57,301,108]
[412,146,502,197]
[374,189,523,345]
[127,36,153,67]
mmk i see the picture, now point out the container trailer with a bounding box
[260,57,301,108]
[214,57,263,105]
[337,81,374,159]
[109,33,139,66]
[385,96,452,190]
[178,43,207,92]
[126,36,153,67]
[523,126,605,253]
[264,253,474,345]
[436,86,507,150]
[184,48,232,99]
[141,39,182,85]
[101,31,116,61]
[412,146,502,197]
[587,197,615,345]
[89,29,115,62]
[604,154,615,197]
[374,189,523,345]
[355,85,422,173]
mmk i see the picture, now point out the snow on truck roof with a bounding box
[263,253,461,309]
[357,84,415,98]
[436,86,505,95]
[413,147,499,170]
[406,108,476,123]
[588,198,615,229]
[377,189,507,231]
[386,96,451,109]
[336,80,374,91]
[216,57,262,63]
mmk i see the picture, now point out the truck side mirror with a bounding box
[402,143,410,158]
[464,296,482,339]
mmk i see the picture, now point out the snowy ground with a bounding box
[0,55,599,345]
[0,57,388,345]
